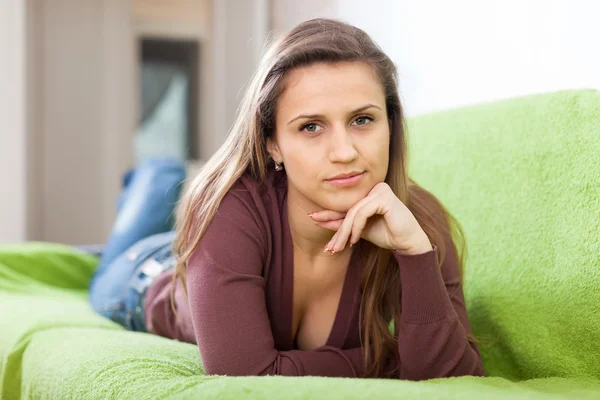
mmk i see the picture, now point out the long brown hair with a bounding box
[173,18,467,378]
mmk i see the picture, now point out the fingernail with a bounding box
[330,249,335,255]
[323,243,330,252]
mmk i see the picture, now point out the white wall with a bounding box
[274,0,600,116]
[271,0,336,33]
[0,0,136,245]
[0,0,28,243]
[34,0,135,245]
[213,0,269,152]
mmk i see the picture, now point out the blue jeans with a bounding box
[89,158,186,332]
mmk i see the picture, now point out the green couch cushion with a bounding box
[17,325,600,400]
[0,242,97,293]
[1,89,599,399]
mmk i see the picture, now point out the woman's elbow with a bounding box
[400,356,485,381]
[201,356,279,377]
[202,361,263,377]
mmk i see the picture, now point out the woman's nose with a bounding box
[328,126,358,163]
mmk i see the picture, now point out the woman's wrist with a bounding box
[393,233,433,256]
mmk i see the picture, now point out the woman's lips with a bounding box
[325,172,365,188]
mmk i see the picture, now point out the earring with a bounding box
[274,161,283,171]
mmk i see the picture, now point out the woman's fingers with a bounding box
[328,195,377,253]
[349,200,382,245]
[310,182,410,253]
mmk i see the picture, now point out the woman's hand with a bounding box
[309,182,433,255]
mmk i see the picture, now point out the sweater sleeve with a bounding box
[186,188,364,377]
[393,234,485,380]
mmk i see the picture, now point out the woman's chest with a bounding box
[291,264,346,350]
[263,243,363,351]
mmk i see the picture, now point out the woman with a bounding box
[91,18,484,380]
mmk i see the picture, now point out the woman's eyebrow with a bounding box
[287,104,382,125]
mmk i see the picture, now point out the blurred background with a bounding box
[1,0,598,245]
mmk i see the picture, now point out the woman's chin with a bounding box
[320,191,368,213]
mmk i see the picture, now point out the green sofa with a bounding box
[1,89,599,399]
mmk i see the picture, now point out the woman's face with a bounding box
[268,61,390,212]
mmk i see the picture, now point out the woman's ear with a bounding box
[266,137,283,163]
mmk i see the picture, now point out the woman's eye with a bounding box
[300,123,322,133]
[353,116,373,126]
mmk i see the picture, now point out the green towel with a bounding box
[1,89,599,399]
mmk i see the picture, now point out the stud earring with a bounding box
[274,161,283,171]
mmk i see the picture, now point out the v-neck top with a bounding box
[144,170,484,379]
[280,192,362,351]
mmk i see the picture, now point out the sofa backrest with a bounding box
[407,89,600,380]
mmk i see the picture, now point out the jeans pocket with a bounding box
[122,232,173,264]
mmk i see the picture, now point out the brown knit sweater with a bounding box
[144,171,484,379]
